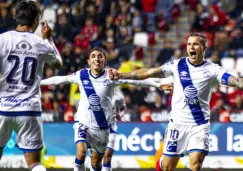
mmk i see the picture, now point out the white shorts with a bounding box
[73,122,109,154]
[163,121,210,157]
[107,122,117,151]
[0,115,44,152]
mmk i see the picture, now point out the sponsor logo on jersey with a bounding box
[184,85,200,105]
[166,141,177,152]
[16,41,32,50]
[88,94,100,105]
[82,80,89,85]
[203,70,211,78]
[88,94,102,111]
[184,85,198,98]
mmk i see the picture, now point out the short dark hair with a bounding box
[89,47,107,58]
[189,32,208,48]
[16,0,41,26]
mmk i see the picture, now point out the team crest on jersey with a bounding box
[16,41,32,50]
[103,79,111,86]
[203,70,211,78]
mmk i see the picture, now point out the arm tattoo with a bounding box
[228,76,243,89]
[119,67,165,80]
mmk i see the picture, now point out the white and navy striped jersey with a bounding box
[161,57,232,125]
[64,68,157,129]
[0,31,59,115]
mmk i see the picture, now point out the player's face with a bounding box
[88,50,107,73]
[187,36,205,65]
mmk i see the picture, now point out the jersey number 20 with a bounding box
[6,55,37,85]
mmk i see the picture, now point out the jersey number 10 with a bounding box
[6,55,37,86]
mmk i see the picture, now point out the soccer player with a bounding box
[0,1,63,171]
[108,32,243,171]
[40,47,171,171]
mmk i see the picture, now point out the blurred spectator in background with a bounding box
[148,94,166,110]
[80,17,98,45]
[59,43,74,74]
[104,38,120,68]
[72,46,87,71]
[0,5,16,31]
[208,50,222,66]
[74,33,90,53]
[170,48,182,61]
[210,98,229,122]
[232,94,243,110]
[55,15,75,42]
[191,3,209,32]
[116,26,133,58]
[122,85,148,110]
[210,83,226,110]
[100,15,117,40]
[205,4,228,31]
[228,27,243,56]
[155,40,174,66]
[132,9,143,33]
[141,0,157,28]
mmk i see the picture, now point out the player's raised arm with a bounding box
[42,21,63,69]
[228,76,243,89]
[108,67,165,80]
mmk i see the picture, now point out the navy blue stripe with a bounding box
[0,146,5,149]
[221,73,231,85]
[75,158,84,165]
[188,149,209,155]
[103,163,111,167]
[106,147,114,151]
[163,153,184,157]
[80,69,108,129]
[0,111,41,116]
[178,58,207,125]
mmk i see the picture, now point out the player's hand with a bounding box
[159,84,174,94]
[41,20,53,39]
[108,68,120,80]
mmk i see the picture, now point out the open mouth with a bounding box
[190,51,196,58]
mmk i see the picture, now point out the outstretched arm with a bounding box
[109,67,165,80]
[228,76,243,89]
[41,76,69,85]
[117,78,161,87]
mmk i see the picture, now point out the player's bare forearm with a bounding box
[228,76,243,89]
[119,67,165,80]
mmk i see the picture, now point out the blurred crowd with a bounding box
[1,0,243,123]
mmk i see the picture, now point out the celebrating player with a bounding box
[108,32,243,171]
[0,1,63,171]
[41,47,172,171]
